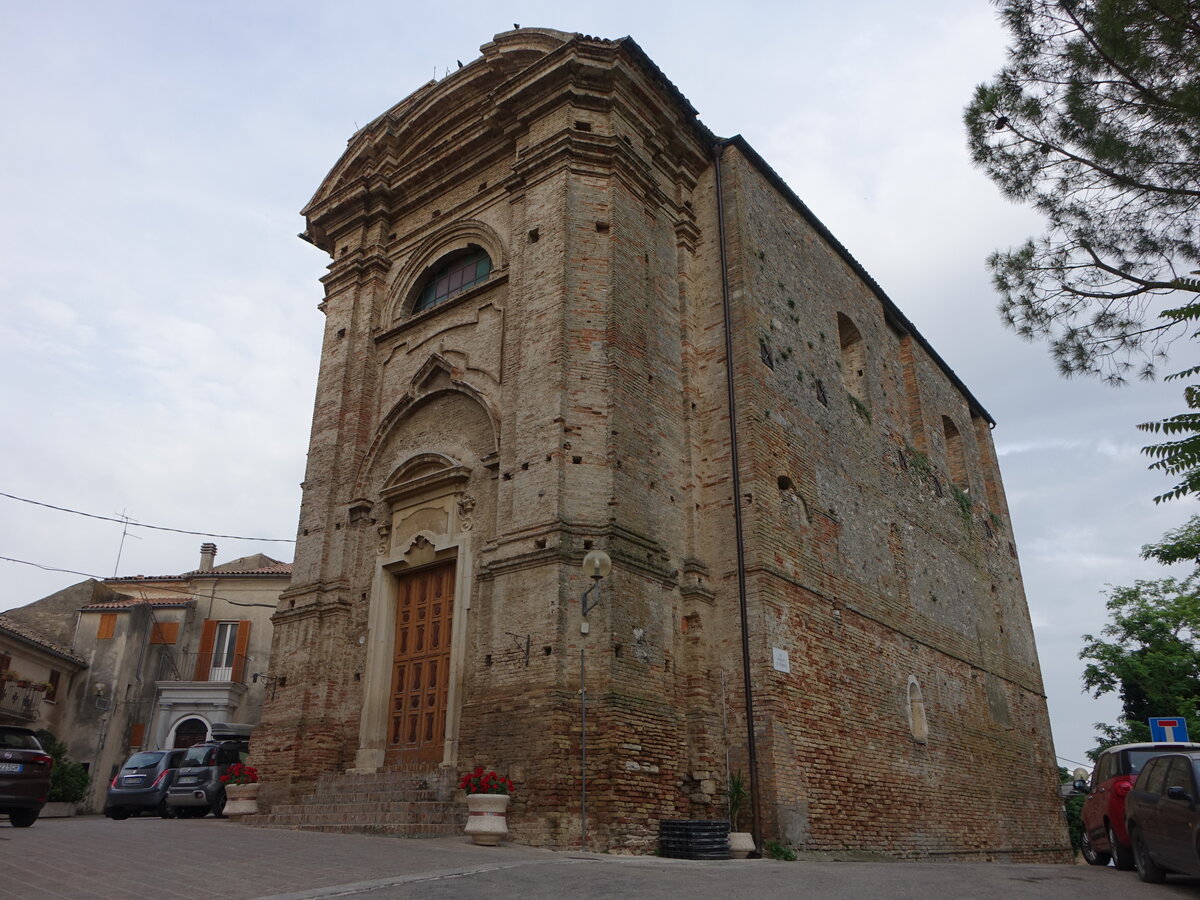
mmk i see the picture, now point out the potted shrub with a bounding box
[727,771,755,859]
[34,730,89,817]
[220,762,260,817]
[459,766,514,845]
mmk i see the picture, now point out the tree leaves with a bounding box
[965,0,1200,384]
[1139,364,1200,502]
[1079,516,1200,751]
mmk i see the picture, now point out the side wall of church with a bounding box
[710,145,1066,860]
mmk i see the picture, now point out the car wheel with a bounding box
[156,799,175,819]
[213,790,227,819]
[1081,828,1111,866]
[1108,822,1136,870]
[179,806,207,818]
[1131,826,1167,884]
[106,809,131,821]
[9,809,38,828]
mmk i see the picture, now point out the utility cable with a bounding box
[1057,755,1092,769]
[0,491,295,542]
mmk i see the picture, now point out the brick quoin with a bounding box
[255,27,1070,861]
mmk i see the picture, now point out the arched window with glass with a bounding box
[413,247,493,313]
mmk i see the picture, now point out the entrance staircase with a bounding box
[246,767,465,837]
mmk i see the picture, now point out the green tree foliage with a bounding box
[965,0,1200,385]
[1079,516,1200,748]
[1059,766,1085,852]
[34,729,90,804]
[1139,361,1200,503]
[1142,513,1200,565]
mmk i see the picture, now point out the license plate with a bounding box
[178,776,198,785]
[122,775,145,785]
[0,762,22,774]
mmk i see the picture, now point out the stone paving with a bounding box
[2,815,1198,899]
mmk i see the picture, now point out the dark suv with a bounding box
[1079,741,1200,869]
[105,749,185,819]
[0,725,53,827]
[1125,751,1200,883]
[165,738,248,818]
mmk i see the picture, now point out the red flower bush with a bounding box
[220,762,259,785]
[459,765,513,795]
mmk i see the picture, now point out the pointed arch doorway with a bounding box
[386,560,456,764]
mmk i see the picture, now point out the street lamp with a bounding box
[579,548,611,850]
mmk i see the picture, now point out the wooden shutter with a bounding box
[46,670,60,703]
[231,621,252,683]
[194,619,218,680]
[97,613,117,639]
[129,723,145,747]
[150,622,179,644]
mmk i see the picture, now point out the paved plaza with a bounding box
[1,816,1197,899]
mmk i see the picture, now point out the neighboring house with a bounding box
[255,28,1068,859]
[7,544,290,812]
[0,614,86,736]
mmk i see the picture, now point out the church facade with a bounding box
[255,28,1069,859]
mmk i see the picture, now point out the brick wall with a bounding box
[256,29,1069,861]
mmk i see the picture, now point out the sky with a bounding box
[0,0,1193,773]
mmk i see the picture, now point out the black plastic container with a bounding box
[659,819,731,860]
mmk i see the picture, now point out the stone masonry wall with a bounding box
[258,29,1069,861]
[711,144,1066,859]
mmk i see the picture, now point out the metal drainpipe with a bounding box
[712,140,763,851]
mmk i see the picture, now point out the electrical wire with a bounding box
[0,555,279,609]
[0,491,295,542]
[1057,755,1092,769]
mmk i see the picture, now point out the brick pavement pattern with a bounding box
[0,818,1192,900]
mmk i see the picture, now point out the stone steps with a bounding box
[246,767,465,838]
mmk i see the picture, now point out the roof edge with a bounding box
[719,135,995,426]
[0,616,88,668]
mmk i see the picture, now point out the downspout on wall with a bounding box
[712,140,763,851]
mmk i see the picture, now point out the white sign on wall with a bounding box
[772,647,791,673]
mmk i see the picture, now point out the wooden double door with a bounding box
[387,562,454,764]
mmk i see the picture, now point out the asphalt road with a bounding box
[2,815,1198,899]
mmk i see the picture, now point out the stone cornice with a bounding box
[302,34,713,257]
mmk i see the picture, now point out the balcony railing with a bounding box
[0,683,45,722]
[155,651,250,686]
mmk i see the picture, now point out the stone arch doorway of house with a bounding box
[386,559,455,764]
[171,716,210,748]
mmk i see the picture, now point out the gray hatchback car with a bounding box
[165,738,248,818]
[104,748,185,819]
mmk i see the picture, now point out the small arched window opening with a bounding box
[907,677,928,743]
[837,313,867,404]
[171,716,210,749]
[413,247,493,313]
[942,415,968,490]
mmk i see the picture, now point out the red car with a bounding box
[1079,741,1200,869]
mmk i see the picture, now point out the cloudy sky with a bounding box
[1,1,1192,771]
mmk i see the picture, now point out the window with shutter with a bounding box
[97,613,117,640]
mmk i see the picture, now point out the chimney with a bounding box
[199,543,217,572]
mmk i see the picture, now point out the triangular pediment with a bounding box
[302,29,574,245]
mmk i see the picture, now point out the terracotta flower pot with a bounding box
[223,782,260,818]
[464,793,510,845]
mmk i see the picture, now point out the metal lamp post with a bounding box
[579,549,611,851]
